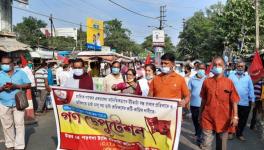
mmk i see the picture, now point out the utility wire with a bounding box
[107,0,158,20]
[12,5,105,30]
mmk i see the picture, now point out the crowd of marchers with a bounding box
[0,53,264,150]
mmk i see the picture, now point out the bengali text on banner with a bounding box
[51,87,182,150]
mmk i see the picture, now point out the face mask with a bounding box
[1,64,11,72]
[28,64,33,69]
[197,69,205,77]
[146,75,153,80]
[73,69,84,76]
[111,67,120,75]
[236,70,244,75]
[212,66,223,75]
[161,67,171,74]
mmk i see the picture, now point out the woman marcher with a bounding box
[112,69,141,95]
[137,64,156,96]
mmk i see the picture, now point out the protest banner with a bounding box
[51,87,182,150]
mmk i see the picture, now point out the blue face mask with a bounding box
[146,75,153,80]
[236,70,244,75]
[197,69,205,77]
[111,67,120,75]
[1,64,11,72]
[212,66,223,75]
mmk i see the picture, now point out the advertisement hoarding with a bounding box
[86,18,104,51]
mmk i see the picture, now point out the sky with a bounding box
[13,0,226,45]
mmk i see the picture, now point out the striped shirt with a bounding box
[254,80,263,100]
[35,68,48,90]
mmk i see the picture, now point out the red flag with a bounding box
[249,51,264,81]
[20,54,28,67]
[57,55,69,64]
[157,120,171,139]
[145,117,171,139]
[205,62,213,75]
[145,53,151,65]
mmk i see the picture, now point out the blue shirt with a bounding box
[229,73,255,106]
[188,75,206,107]
[0,69,31,107]
[47,68,54,85]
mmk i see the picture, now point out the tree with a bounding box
[177,10,223,61]
[218,0,264,53]
[49,37,76,50]
[104,19,142,55]
[176,0,264,62]
[14,16,48,47]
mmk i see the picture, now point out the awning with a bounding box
[0,37,29,52]
[29,51,41,58]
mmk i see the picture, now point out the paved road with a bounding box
[0,111,263,150]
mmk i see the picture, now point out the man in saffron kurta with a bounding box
[199,57,240,150]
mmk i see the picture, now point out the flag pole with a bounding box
[144,117,157,144]
[256,0,260,51]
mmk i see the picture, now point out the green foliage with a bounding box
[104,19,142,55]
[177,0,264,62]
[14,16,48,47]
[49,36,76,50]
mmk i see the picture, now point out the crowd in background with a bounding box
[0,53,264,150]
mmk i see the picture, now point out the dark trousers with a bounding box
[236,105,251,137]
[250,100,263,129]
[190,106,202,138]
[31,87,38,111]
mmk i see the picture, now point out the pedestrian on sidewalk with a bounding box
[229,60,255,141]
[148,53,190,107]
[188,63,207,145]
[199,57,240,150]
[35,62,51,114]
[0,56,31,150]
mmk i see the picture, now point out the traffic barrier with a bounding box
[25,89,37,125]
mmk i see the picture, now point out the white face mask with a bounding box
[161,67,171,74]
[73,69,84,76]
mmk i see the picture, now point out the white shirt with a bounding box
[138,78,149,97]
[55,67,63,85]
[58,70,71,87]
[22,66,36,87]
[64,76,79,89]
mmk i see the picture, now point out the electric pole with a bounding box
[79,23,83,51]
[255,0,260,51]
[49,14,55,58]
[159,5,166,30]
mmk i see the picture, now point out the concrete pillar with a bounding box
[0,0,12,33]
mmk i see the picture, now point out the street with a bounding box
[0,111,263,150]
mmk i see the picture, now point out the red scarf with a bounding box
[73,73,93,90]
